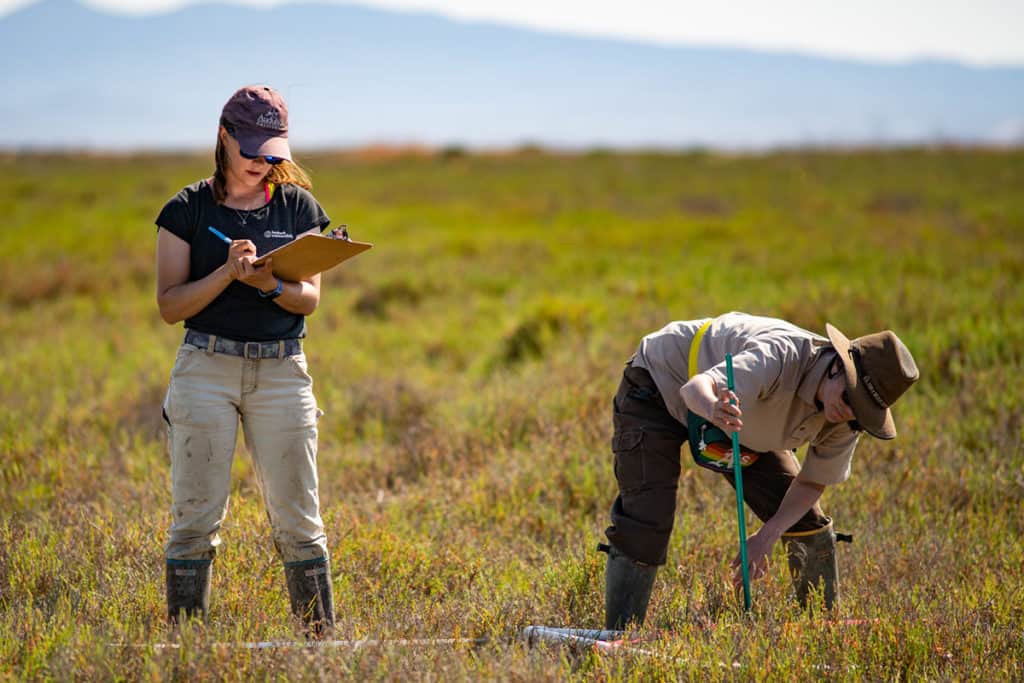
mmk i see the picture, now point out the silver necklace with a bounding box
[233,207,252,226]
[231,204,267,227]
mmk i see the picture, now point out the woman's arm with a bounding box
[274,273,321,316]
[156,228,238,324]
[230,254,321,316]
[229,226,323,316]
[252,266,321,316]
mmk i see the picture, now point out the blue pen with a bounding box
[208,226,231,244]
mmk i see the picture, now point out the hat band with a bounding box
[862,373,888,408]
[851,349,889,409]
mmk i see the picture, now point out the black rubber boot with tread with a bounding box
[284,557,335,638]
[166,559,212,623]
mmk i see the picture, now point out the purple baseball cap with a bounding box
[221,85,291,161]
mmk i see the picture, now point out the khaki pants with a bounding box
[605,363,830,566]
[162,342,327,563]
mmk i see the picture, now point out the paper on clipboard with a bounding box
[253,234,373,281]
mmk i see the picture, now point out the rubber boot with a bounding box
[166,558,212,623]
[284,557,335,638]
[783,522,839,610]
[603,544,658,630]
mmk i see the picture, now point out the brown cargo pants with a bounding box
[605,363,830,566]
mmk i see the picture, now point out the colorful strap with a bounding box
[264,182,276,203]
[686,318,760,470]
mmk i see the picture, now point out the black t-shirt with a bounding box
[156,179,330,341]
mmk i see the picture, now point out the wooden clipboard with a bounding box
[253,234,373,281]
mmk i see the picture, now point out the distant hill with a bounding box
[3,0,1023,150]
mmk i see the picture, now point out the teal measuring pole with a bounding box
[726,353,752,611]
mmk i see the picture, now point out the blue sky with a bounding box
[2,0,1023,65]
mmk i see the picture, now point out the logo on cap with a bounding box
[256,110,286,131]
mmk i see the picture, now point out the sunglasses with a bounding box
[223,123,286,164]
[238,148,285,165]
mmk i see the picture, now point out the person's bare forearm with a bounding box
[272,279,320,316]
[680,374,742,432]
[158,265,233,323]
[759,477,826,540]
[733,476,827,585]
[680,374,720,420]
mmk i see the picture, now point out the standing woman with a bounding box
[156,85,336,635]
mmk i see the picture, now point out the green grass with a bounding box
[0,147,1022,680]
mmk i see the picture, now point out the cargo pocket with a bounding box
[641,429,684,485]
[169,345,201,380]
[612,429,645,494]
[285,354,313,384]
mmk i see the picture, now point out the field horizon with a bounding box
[1,147,1021,680]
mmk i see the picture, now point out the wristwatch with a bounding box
[258,278,284,300]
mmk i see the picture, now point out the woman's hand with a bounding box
[224,240,277,291]
[225,239,257,281]
[235,257,278,292]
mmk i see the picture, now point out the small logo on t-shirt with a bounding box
[264,229,291,239]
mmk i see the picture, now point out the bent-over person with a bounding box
[601,312,919,628]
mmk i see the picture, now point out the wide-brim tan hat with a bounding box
[825,323,919,440]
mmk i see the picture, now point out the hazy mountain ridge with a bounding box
[3,0,1023,149]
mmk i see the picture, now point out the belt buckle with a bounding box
[243,342,261,359]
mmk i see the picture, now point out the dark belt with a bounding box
[184,330,301,359]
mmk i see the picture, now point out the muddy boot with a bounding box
[602,544,658,630]
[166,559,212,623]
[284,557,335,638]
[783,522,840,610]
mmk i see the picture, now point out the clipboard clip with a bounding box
[328,224,351,242]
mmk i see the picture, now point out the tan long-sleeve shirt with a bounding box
[631,311,860,484]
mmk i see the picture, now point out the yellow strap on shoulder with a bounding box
[688,320,713,379]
